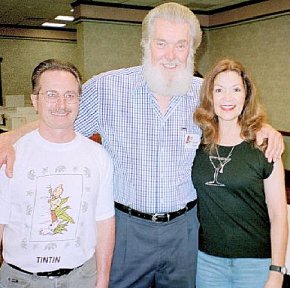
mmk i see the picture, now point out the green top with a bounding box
[192,141,273,258]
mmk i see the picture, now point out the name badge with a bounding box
[184,133,200,149]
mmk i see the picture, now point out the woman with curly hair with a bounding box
[192,59,288,288]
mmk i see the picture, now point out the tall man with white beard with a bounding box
[0,2,284,288]
[75,3,282,287]
[77,4,203,287]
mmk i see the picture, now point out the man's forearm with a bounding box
[256,123,284,162]
[96,216,115,288]
[0,120,38,177]
[1,120,38,145]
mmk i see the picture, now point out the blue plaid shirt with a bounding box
[75,66,202,213]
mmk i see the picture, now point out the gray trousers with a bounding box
[0,256,96,288]
[110,206,199,288]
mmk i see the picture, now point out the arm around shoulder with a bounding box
[0,120,38,177]
[256,123,284,163]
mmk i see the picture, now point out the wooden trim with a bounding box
[286,170,290,185]
[282,129,290,203]
[72,0,290,27]
[0,27,76,42]
[279,130,290,137]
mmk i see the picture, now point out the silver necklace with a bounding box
[215,146,235,173]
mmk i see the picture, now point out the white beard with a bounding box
[143,49,194,97]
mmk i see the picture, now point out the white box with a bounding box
[24,114,39,122]
[4,95,25,107]
[6,117,26,130]
[16,107,36,114]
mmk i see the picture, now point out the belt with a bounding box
[115,200,197,222]
[7,263,77,277]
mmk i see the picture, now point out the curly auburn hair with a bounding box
[194,58,266,153]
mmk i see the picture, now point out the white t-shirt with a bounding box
[0,129,114,272]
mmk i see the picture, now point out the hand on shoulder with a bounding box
[256,123,284,163]
[0,132,15,178]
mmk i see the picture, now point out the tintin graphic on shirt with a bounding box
[30,174,83,242]
[39,183,74,235]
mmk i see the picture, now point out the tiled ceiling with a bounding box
[0,0,265,30]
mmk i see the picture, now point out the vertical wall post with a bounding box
[0,57,3,106]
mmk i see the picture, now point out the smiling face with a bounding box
[150,18,191,73]
[31,70,80,142]
[213,70,246,124]
[143,18,194,97]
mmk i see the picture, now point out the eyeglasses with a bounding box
[38,90,80,104]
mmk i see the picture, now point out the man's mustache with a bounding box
[49,109,72,114]
[159,59,181,67]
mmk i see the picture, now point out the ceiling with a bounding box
[0,0,264,30]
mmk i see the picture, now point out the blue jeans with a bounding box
[196,250,271,288]
[0,256,96,288]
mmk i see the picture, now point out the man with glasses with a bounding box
[0,3,285,287]
[0,59,115,288]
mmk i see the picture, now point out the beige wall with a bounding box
[196,14,290,168]
[0,38,77,105]
[283,137,290,171]
[76,21,142,82]
[0,13,289,167]
[200,14,290,130]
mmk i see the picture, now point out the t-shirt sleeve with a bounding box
[0,168,11,224]
[259,151,274,179]
[95,150,115,221]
